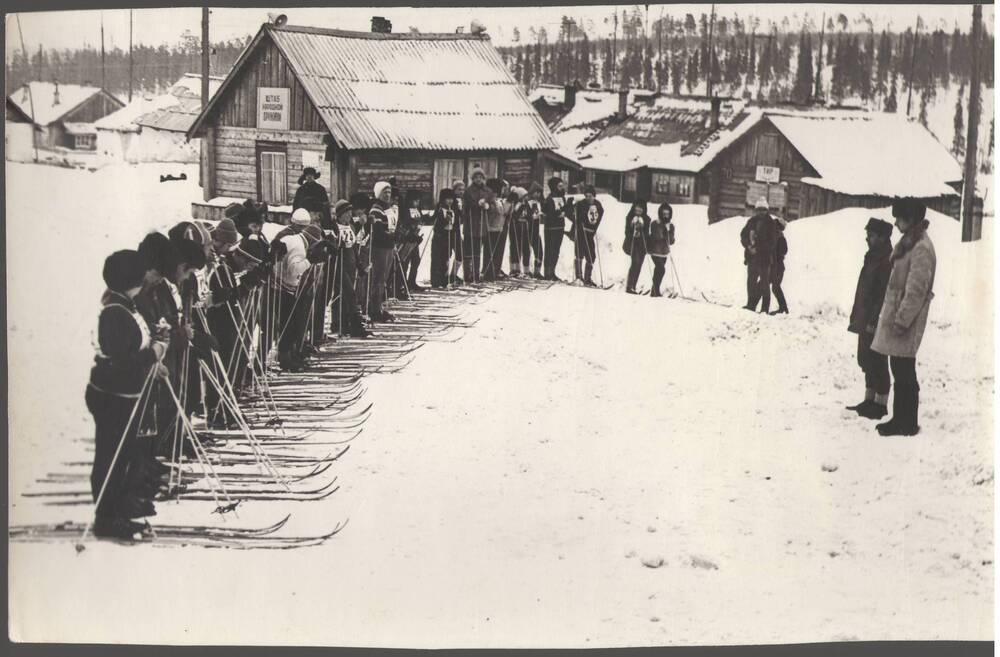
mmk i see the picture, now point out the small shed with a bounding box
[6,82,124,150]
[187,20,557,220]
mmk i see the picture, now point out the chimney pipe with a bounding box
[617,88,628,121]
[564,82,577,110]
[371,16,392,34]
[53,80,60,106]
[710,97,722,130]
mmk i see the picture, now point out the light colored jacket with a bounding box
[279,233,311,293]
[871,227,936,358]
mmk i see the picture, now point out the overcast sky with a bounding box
[6,4,993,59]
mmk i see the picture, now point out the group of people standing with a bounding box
[740,197,790,315]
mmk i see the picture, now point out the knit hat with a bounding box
[137,232,172,275]
[865,217,894,238]
[171,238,208,270]
[168,220,206,245]
[754,197,769,210]
[547,176,563,193]
[333,199,352,219]
[103,250,147,293]
[290,208,312,226]
[298,167,320,185]
[302,224,324,244]
[513,186,528,200]
[438,188,455,204]
[583,184,596,196]
[212,218,240,247]
[891,198,927,222]
[469,166,486,180]
[349,192,371,212]
[452,179,466,190]
[373,181,392,200]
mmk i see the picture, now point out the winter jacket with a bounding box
[89,290,160,396]
[740,211,778,264]
[647,219,675,257]
[369,201,398,250]
[848,241,893,335]
[543,194,571,231]
[872,221,936,358]
[463,183,489,238]
[397,208,424,244]
[572,199,605,238]
[484,196,504,232]
[292,180,330,214]
[278,233,312,293]
[432,206,459,236]
[622,212,651,254]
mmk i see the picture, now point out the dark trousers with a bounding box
[543,228,563,278]
[87,385,141,519]
[204,307,242,424]
[747,259,773,312]
[430,233,450,287]
[482,231,505,280]
[462,232,483,283]
[277,284,314,362]
[857,332,890,396]
[355,245,372,316]
[771,262,788,312]
[331,250,363,335]
[509,222,530,271]
[310,259,334,345]
[626,243,647,291]
[528,220,543,274]
[404,241,421,285]
[650,255,667,296]
[573,230,597,282]
[889,356,920,428]
[369,247,393,317]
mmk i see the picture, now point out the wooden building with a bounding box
[187,20,557,220]
[6,82,123,150]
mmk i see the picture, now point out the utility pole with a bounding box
[706,3,716,98]
[16,14,38,161]
[905,16,919,117]
[657,8,664,93]
[100,12,106,89]
[815,12,825,100]
[128,10,134,102]
[612,10,618,89]
[961,4,983,242]
[201,7,210,107]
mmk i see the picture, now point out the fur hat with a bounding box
[302,224,324,244]
[333,199,352,219]
[547,176,563,192]
[290,208,312,226]
[298,167,320,185]
[469,166,486,180]
[223,202,246,221]
[103,250,147,293]
[865,217,894,238]
[452,179,466,190]
[349,192,371,212]
[373,181,392,200]
[405,189,423,207]
[211,218,240,247]
[438,188,455,204]
[657,202,673,221]
[513,186,529,200]
[891,198,927,222]
[171,238,208,270]
[137,232,172,275]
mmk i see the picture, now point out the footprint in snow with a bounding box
[690,556,719,570]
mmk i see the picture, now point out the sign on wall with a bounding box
[755,165,780,184]
[746,180,788,210]
[257,87,290,130]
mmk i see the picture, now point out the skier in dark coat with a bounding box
[88,250,170,541]
[740,197,779,312]
[769,217,790,314]
[624,199,651,294]
[542,176,570,281]
[571,185,604,286]
[368,181,398,322]
[462,167,488,283]
[647,202,676,297]
[449,180,466,285]
[292,167,332,228]
[846,217,894,420]
[506,186,530,277]
[392,189,424,298]
[430,188,458,288]
[525,182,544,279]
[329,194,371,338]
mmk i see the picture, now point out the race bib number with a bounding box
[554,197,565,211]
[588,206,599,223]
[338,225,356,247]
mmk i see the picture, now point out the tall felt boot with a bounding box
[877,386,914,436]
[573,258,583,281]
[583,262,596,286]
[846,388,875,412]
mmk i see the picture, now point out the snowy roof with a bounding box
[62,122,96,135]
[190,24,557,151]
[95,74,224,134]
[766,111,963,198]
[7,82,121,126]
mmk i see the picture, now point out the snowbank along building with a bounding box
[187,17,558,221]
[6,82,124,151]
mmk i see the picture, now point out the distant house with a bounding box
[187,19,557,220]
[5,97,38,161]
[95,74,224,163]
[6,82,124,151]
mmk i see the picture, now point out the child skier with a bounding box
[648,203,676,297]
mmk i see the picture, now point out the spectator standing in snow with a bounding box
[430,188,458,288]
[648,202,676,297]
[623,199,652,294]
[871,200,937,437]
[391,189,424,299]
[846,218,895,420]
[526,182,545,279]
[368,181,398,322]
[769,217,790,314]
[292,167,332,228]
[542,177,570,281]
[740,198,778,312]
[571,185,604,287]
[462,167,488,283]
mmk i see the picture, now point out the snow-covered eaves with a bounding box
[766,111,963,198]
[96,74,224,135]
[7,82,122,127]
[62,122,96,136]
[190,24,556,151]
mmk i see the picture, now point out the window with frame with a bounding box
[75,134,95,150]
[624,171,638,192]
[434,159,466,194]
[257,142,287,205]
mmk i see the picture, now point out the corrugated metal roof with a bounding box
[266,25,556,151]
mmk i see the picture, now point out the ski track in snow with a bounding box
[6,161,993,645]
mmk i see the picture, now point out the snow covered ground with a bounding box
[6,163,994,646]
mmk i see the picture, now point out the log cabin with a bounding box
[187,18,557,222]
